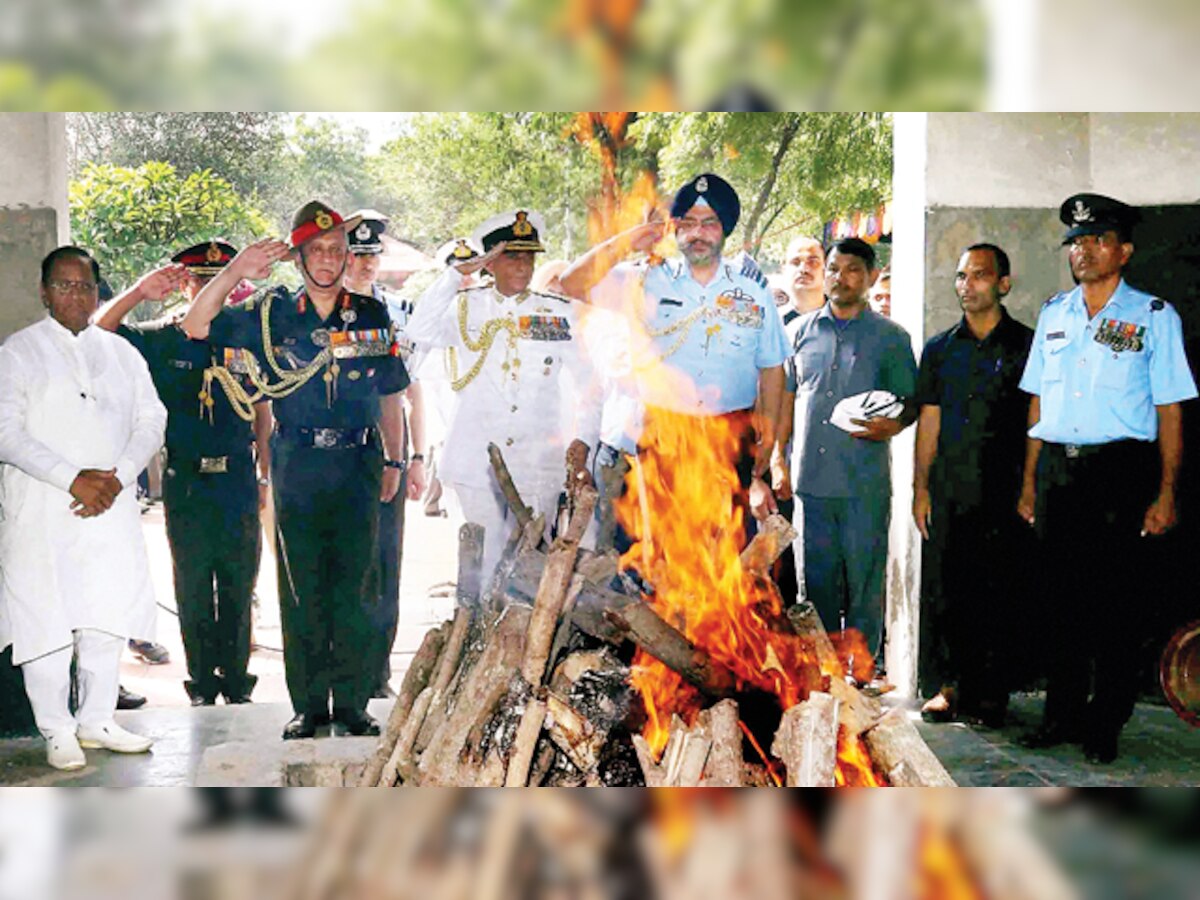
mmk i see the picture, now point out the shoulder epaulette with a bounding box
[1042,291,1067,308]
[1150,298,1165,311]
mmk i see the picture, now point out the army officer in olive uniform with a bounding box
[95,241,272,706]
[182,202,409,740]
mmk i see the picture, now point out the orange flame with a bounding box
[571,115,882,787]
[915,824,985,900]
[834,727,886,788]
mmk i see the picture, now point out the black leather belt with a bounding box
[1046,439,1145,461]
[166,449,251,474]
[278,425,376,449]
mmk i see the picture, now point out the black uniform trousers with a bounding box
[373,470,408,692]
[272,434,383,717]
[1036,439,1159,739]
[920,500,1034,710]
[163,451,261,703]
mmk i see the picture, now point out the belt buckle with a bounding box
[313,428,337,449]
[198,455,228,474]
[1065,444,1080,459]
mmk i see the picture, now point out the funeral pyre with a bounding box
[358,440,953,788]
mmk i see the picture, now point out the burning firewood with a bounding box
[772,691,839,787]
[863,709,956,787]
[702,698,744,787]
[739,513,798,577]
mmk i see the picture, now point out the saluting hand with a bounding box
[455,241,507,278]
[69,468,122,518]
[235,238,291,280]
[627,220,666,255]
[133,264,189,302]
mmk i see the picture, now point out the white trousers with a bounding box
[20,629,124,738]
[452,482,563,585]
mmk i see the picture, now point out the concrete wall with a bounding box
[0,113,69,342]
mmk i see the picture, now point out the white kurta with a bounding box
[0,317,166,664]
[407,268,601,496]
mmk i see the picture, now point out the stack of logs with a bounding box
[359,446,954,787]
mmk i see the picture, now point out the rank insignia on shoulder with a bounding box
[1151,299,1165,311]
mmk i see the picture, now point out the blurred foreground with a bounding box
[0,788,1197,900]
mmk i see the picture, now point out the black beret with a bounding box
[670,173,740,236]
[1060,193,1140,244]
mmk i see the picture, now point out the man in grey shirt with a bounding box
[785,238,917,681]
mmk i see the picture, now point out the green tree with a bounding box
[69,161,272,293]
[67,113,289,201]
[374,113,604,258]
[636,112,893,257]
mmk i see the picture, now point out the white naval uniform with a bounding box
[408,268,601,577]
[0,317,166,735]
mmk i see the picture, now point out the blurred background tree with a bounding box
[3,0,986,110]
[64,112,893,276]
[69,161,272,295]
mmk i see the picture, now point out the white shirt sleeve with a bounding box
[112,346,167,489]
[0,341,80,493]
[406,267,466,351]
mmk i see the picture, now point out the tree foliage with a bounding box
[69,161,272,291]
[64,112,893,275]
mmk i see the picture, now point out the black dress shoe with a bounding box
[332,709,380,737]
[1083,731,1119,764]
[190,695,216,707]
[117,685,147,710]
[1019,721,1081,749]
[282,711,330,740]
[223,694,253,705]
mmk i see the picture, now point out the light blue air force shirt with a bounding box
[587,257,790,415]
[1019,279,1197,444]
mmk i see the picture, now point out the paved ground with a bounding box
[1,497,1197,786]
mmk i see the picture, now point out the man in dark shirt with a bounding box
[912,243,1033,726]
[95,242,273,707]
[182,202,409,740]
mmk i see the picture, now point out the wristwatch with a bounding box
[410,453,425,463]
[384,459,405,470]
[257,476,270,487]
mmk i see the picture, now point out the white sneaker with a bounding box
[77,721,153,754]
[46,732,87,770]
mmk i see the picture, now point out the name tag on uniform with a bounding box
[1047,331,1066,341]
[1094,318,1145,352]
[658,297,683,307]
[168,359,193,370]
[517,315,571,341]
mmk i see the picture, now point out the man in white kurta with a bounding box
[0,247,166,770]
[408,210,600,581]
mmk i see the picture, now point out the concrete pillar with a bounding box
[0,112,69,342]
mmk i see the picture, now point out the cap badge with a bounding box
[513,211,533,237]
[355,222,372,241]
[1072,199,1093,224]
[205,243,222,263]
[696,176,709,193]
[314,210,334,230]
[452,240,474,259]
